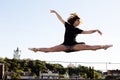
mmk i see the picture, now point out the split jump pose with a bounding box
[29,10,113,53]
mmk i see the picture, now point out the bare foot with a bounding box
[28,48,38,52]
[103,45,113,50]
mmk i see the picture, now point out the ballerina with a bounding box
[29,10,113,53]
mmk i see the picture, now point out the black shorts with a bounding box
[63,42,85,53]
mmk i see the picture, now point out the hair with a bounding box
[67,13,80,25]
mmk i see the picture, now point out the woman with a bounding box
[29,10,113,53]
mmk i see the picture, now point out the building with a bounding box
[103,70,120,79]
[6,72,35,80]
[0,63,4,79]
[39,70,59,79]
[67,63,76,68]
[13,47,21,59]
[107,70,120,76]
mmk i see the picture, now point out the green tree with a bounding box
[94,71,102,79]
[11,72,21,80]
[54,64,66,74]
[34,60,47,76]
[46,63,55,71]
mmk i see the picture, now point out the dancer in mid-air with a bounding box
[29,10,113,53]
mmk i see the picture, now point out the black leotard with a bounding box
[62,22,83,46]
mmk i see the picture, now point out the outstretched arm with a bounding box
[81,29,102,35]
[50,10,65,24]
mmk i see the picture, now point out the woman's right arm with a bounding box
[50,10,65,24]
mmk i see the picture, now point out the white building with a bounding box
[39,70,59,79]
[67,63,76,68]
[13,47,21,59]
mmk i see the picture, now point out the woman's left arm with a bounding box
[81,29,102,35]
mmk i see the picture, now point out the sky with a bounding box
[0,0,120,71]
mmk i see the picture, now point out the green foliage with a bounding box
[0,57,102,79]
[94,70,103,79]
[67,65,102,79]
[11,72,21,79]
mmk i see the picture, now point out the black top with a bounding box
[62,22,83,46]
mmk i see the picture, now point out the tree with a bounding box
[94,71,102,79]
[1,58,104,79]
[11,72,21,80]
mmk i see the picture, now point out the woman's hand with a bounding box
[50,9,65,24]
[50,10,57,13]
[96,30,102,35]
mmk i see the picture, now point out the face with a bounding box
[73,19,80,27]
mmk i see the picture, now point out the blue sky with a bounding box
[0,0,120,71]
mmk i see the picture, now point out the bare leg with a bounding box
[28,45,66,53]
[73,44,113,51]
